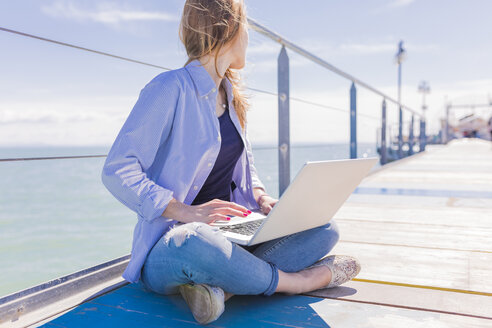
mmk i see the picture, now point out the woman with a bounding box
[101,0,361,324]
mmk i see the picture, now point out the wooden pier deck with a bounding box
[37,139,492,327]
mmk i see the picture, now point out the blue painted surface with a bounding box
[354,187,492,199]
[41,283,330,327]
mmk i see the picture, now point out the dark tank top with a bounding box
[191,106,244,205]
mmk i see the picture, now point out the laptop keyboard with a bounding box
[218,218,264,236]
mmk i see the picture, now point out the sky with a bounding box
[0,0,491,147]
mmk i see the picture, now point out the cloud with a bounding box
[388,0,416,8]
[41,1,179,32]
[0,95,135,127]
[0,109,109,125]
[0,112,58,125]
[340,41,438,55]
[338,43,395,55]
[247,41,280,56]
[288,38,438,58]
[247,39,393,61]
[369,0,417,14]
[0,106,128,146]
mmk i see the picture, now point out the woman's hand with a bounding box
[182,199,252,224]
[258,195,279,215]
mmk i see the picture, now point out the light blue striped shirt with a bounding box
[101,59,267,283]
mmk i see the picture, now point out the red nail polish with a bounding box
[247,210,252,213]
[227,218,231,220]
[243,213,248,216]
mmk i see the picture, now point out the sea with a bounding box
[0,143,377,297]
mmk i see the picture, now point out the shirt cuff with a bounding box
[137,187,175,222]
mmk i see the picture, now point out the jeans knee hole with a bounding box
[164,225,199,247]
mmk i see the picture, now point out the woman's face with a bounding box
[228,21,248,69]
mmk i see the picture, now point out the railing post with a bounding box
[419,119,426,152]
[423,120,427,149]
[380,100,387,165]
[398,106,403,158]
[408,115,414,156]
[444,104,450,144]
[277,45,290,197]
[350,82,357,159]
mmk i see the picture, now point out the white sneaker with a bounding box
[307,255,361,288]
[179,283,225,325]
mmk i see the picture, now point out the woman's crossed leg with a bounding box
[141,220,340,296]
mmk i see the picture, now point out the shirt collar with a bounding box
[185,58,234,102]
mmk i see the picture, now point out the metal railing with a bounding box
[247,17,426,195]
[1,18,427,197]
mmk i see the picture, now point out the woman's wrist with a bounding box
[161,198,190,222]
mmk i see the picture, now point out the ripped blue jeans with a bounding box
[140,220,339,296]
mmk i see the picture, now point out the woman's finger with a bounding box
[225,201,250,213]
[214,207,249,217]
[209,199,249,214]
[260,203,268,214]
[209,213,232,224]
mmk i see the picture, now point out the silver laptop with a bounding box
[210,157,378,245]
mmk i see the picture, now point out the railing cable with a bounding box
[0,26,172,71]
[247,17,422,117]
[0,155,107,162]
[1,26,378,121]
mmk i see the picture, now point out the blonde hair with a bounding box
[179,0,250,131]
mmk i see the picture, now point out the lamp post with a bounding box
[418,81,430,118]
[418,81,430,151]
[395,41,406,158]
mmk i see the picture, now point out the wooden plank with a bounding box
[334,204,492,228]
[359,181,492,192]
[331,242,492,293]
[335,220,492,252]
[376,160,492,172]
[361,140,492,189]
[308,297,492,328]
[305,280,492,319]
[353,187,492,198]
[345,193,492,208]
[363,170,492,186]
